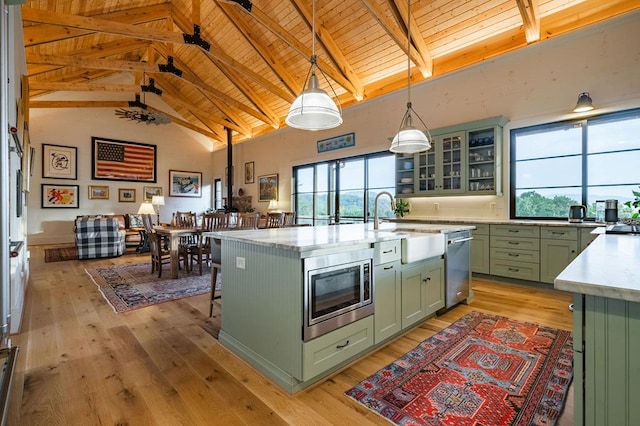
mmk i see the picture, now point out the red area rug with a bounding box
[86,263,215,313]
[345,311,573,425]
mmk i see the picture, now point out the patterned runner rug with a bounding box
[345,311,573,425]
[86,262,214,313]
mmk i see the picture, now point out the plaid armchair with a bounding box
[74,217,126,259]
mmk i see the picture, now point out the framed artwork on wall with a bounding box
[91,136,156,182]
[119,188,136,202]
[42,184,79,208]
[244,162,254,184]
[169,170,202,197]
[258,174,278,201]
[88,185,109,200]
[42,143,77,179]
[143,186,162,201]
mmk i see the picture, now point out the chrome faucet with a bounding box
[374,191,396,230]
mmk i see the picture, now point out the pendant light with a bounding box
[573,92,594,113]
[285,0,343,131]
[389,0,431,154]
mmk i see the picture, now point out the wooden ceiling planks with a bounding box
[20,0,640,146]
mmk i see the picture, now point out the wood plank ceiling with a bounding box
[21,0,640,149]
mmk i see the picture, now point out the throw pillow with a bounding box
[128,214,144,228]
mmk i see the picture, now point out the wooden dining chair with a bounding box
[283,212,296,227]
[189,213,228,275]
[148,232,171,277]
[237,212,260,229]
[265,212,285,228]
[172,211,198,270]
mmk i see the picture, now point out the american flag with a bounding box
[94,139,155,181]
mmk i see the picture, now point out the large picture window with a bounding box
[293,152,395,226]
[510,108,640,220]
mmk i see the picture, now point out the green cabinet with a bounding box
[374,260,402,344]
[471,224,490,274]
[396,116,508,197]
[489,224,540,281]
[539,227,578,284]
[400,257,444,329]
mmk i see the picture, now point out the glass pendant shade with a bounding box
[389,103,431,153]
[573,92,594,112]
[286,71,343,131]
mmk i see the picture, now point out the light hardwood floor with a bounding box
[7,245,574,425]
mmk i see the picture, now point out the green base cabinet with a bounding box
[401,257,444,329]
[540,227,578,284]
[573,294,640,425]
[374,260,402,344]
[471,224,490,274]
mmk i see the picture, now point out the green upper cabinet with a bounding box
[396,116,508,197]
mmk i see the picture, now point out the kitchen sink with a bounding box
[400,232,445,263]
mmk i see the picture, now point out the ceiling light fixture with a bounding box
[573,92,594,113]
[115,74,171,125]
[285,0,342,131]
[389,0,431,154]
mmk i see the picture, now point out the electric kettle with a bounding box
[568,205,586,223]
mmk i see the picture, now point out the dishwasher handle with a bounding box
[448,236,473,244]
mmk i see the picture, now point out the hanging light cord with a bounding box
[406,0,412,109]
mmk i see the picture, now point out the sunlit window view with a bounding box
[293,153,395,226]
[511,108,640,219]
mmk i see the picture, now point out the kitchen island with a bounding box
[554,231,640,426]
[205,223,473,394]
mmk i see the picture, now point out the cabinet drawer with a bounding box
[540,226,577,240]
[490,235,540,251]
[490,258,540,281]
[375,240,401,264]
[473,224,490,235]
[491,247,540,263]
[302,316,374,381]
[491,224,540,238]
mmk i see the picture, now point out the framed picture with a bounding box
[41,184,79,208]
[143,186,162,201]
[317,132,355,153]
[91,136,156,182]
[244,161,254,184]
[88,185,109,200]
[169,170,202,197]
[42,143,77,179]
[258,174,278,201]
[119,188,136,203]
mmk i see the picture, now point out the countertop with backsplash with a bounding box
[390,217,606,228]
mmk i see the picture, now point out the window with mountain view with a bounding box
[511,108,640,220]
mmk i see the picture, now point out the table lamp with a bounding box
[151,195,165,225]
[268,199,280,213]
[137,201,155,221]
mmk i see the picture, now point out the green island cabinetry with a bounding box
[373,240,445,344]
[396,116,508,197]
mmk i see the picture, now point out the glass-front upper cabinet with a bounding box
[396,116,508,197]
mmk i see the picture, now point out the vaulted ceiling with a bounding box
[21,0,640,149]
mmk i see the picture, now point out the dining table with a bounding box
[153,226,200,279]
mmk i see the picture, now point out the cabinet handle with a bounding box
[552,231,566,235]
[508,241,520,245]
[508,253,520,257]
[422,277,431,282]
[508,229,520,233]
[508,267,520,272]
[336,340,350,349]
[383,265,394,270]
[382,249,393,254]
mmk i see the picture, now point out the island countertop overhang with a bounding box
[554,233,640,303]
[203,222,474,253]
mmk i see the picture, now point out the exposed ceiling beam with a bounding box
[516,0,541,42]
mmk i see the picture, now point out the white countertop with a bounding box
[554,233,640,302]
[204,222,474,252]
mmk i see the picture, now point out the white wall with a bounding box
[221,10,640,220]
[28,84,216,244]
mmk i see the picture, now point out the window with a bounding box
[511,108,640,219]
[214,178,222,210]
[293,152,396,226]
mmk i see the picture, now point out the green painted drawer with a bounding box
[302,316,374,380]
[473,224,490,235]
[540,226,577,240]
[375,240,401,265]
[490,258,540,281]
[490,235,540,251]
[490,247,540,263]
[491,224,540,238]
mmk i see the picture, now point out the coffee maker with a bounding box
[605,199,619,223]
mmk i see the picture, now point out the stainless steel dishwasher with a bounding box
[444,230,473,309]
